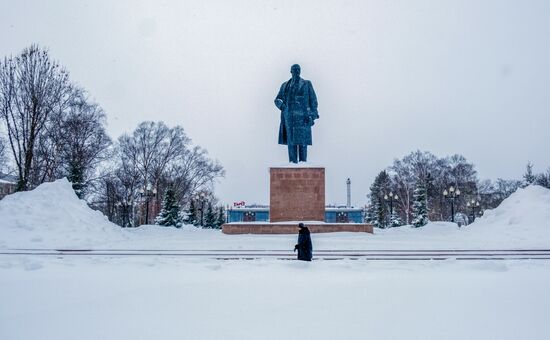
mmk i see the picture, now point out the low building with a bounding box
[0,176,17,200]
[227,206,270,223]
[227,205,365,223]
[324,207,364,223]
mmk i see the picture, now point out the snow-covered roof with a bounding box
[0,173,17,184]
[0,179,16,185]
[228,206,363,212]
[228,207,269,212]
[325,207,363,212]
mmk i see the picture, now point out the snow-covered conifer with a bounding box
[536,169,550,189]
[68,161,85,199]
[155,188,182,228]
[215,206,226,228]
[389,211,402,228]
[204,202,217,228]
[366,170,391,228]
[186,200,199,226]
[523,162,536,187]
[411,182,429,228]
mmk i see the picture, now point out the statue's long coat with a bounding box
[275,78,318,146]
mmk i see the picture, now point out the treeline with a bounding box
[0,45,224,228]
[366,150,549,228]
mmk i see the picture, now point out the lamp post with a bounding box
[384,192,399,220]
[467,199,480,223]
[139,184,157,225]
[194,192,207,226]
[443,185,461,222]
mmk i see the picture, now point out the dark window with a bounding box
[336,212,349,223]
[243,211,256,222]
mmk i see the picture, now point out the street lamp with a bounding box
[466,199,481,223]
[385,191,399,220]
[194,192,207,226]
[139,184,157,225]
[443,185,460,222]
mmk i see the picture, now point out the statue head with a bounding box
[290,64,301,78]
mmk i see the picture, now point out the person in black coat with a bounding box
[294,223,313,261]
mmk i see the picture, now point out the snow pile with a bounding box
[474,185,550,228]
[337,185,550,249]
[458,185,550,247]
[0,178,125,249]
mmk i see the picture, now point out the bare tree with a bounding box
[168,145,224,204]
[58,89,112,197]
[382,151,480,224]
[91,163,140,227]
[389,159,414,224]
[104,121,224,226]
[478,178,522,210]
[118,121,190,193]
[21,87,112,197]
[0,45,72,190]
[388,151,438,223]
[0,134,7,174]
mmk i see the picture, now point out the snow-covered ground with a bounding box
[1,179,550,340]
[2,255,549,340]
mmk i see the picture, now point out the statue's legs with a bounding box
[288,144,307,163]
[298,145,307,162]
[288,144,298,163]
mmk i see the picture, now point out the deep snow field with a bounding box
[1,179,550,340]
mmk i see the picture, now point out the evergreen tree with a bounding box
[366,170,391,228]
[187,200,199,226]
[179,209,190,226]
[389,210,402,227]
[215,206,226,228]
[155,188,183,227]
[204,202,217,228]
[536,169,550,189]
[523,162,536,187]
[411,182,429,228]
[68,160,85,199]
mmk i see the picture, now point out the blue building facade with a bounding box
[228,207,270,223]
[227,206,364,223]
[324,207,364,223]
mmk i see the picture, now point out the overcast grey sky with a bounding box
[1,0,549,206]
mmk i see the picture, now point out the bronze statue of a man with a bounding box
[274,64,318,163]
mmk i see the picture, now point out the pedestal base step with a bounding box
[222,223,373,235]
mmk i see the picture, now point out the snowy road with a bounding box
[3,248,550,260]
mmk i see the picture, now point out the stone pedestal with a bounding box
[269,167,325,222]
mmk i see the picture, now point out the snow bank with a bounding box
[0,178,125,249]
[458,184,550,247]
[473,185,550,229]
